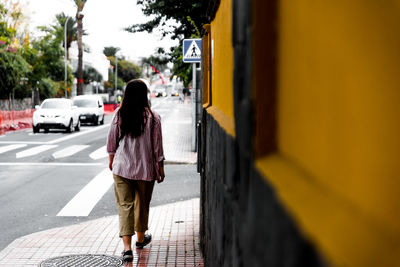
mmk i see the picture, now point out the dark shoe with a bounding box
[136,234,152,249]
[122,250,133,262]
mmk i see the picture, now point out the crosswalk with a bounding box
[0,142,112,217]
[0,142,108,160]
[0,97,183,218]
[57,168,113,217]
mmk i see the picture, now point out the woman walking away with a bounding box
[107,79,165,262]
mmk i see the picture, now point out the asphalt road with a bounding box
[0,96,200,251]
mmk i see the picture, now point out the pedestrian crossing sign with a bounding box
[183,39,202,63]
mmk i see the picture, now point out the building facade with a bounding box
[200,0,400,266]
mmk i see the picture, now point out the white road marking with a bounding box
[0,144,27,154]
[52,145,90,159]
[169,120,191,124]
[0,141,46,145]
[16,145,58,158]
[0,162,103,166]
[151,96,169,109]
[47,124,110,144]
[89,145,107,160]
[57,168,113,217]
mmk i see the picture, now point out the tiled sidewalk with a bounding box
[162,99,197,164]
[0,198,203,267]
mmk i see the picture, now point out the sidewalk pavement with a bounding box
[0,99,203,266]
[0,199,203,267]
[162,97,197,164]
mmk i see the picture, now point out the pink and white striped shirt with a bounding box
[107,107,164,181]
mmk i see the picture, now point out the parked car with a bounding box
[170,87,179,96]
[138,78,152,106]
[72,95,105,125]
[153,85,167,97]
[32,98,80,133]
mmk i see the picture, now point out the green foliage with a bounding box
[105,71,124,90]
[0,3,30,99]
[82,66,102,84]
[55,13,77,57]
[186,16,200,38]
[103,46,120,57]
[170,45,191,87]
[108,56,141,85]
[0,51,31,99]
[142,47,170,74]
[125,1,207,86]
[38,78,58,100]
[0,3,73,101]
[31,33,65,82]
[125,1,207,40]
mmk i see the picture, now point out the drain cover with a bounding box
[39,254,123,267]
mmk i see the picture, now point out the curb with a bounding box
[165,160,196,165]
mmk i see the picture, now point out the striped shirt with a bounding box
[107,107,164,181]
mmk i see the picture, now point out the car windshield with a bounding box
[41,100,70,109]
[73,99,98,108]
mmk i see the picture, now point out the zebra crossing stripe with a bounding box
[52,145,90,159]
[0,144,27,154]
[89,145,107,160]
[16,145,58,158]
[57,168,113,217]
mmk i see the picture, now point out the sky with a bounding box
[19,0,178,62]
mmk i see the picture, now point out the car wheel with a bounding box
[66,119,73,133]
[100,115,104,125]
[33,126,39,133]
[93,116,98,126]
[74,119,81,131]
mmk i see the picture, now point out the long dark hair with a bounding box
[119,79,150,138]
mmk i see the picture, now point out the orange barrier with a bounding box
[104,103,119,114]
[0,105,118,135]
[0,109,34,135]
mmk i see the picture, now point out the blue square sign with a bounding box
[183,39,202,63]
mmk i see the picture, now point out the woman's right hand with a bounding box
[109,154,114,171]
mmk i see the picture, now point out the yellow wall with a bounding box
[257,1,400,266]
[208,0,235,136]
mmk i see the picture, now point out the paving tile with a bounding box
[0,199,203,266]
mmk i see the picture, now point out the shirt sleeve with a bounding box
[153,113,165,162]
[106,109,120,155]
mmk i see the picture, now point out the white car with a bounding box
[32,98,80,133]
[72,95,105,125]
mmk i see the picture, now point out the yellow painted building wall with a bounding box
[208,0,235,136]
[258,1,400,266]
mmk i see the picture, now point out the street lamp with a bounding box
[64,16,72,98]
[115,53,119,91]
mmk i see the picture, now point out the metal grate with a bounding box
[39,254,123,267]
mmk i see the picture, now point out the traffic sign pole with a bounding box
[182,39,202,152]
[192,63,196,151]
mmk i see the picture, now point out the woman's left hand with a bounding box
[157,166,165,183]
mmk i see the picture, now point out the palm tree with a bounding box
[73,0,87,95]
[55,13,77,60]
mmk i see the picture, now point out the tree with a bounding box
[28,28,70,99]
[125,1,207,40]
[73,0,87,95]
[125,1,207,86]
[103,48,142,90]
[55,13,77,60]
[0,3,30,100]
[141,47,169,76]
[103,46,119,57]
[82,66,102,84]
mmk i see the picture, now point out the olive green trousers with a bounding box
[113,174,155,237]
